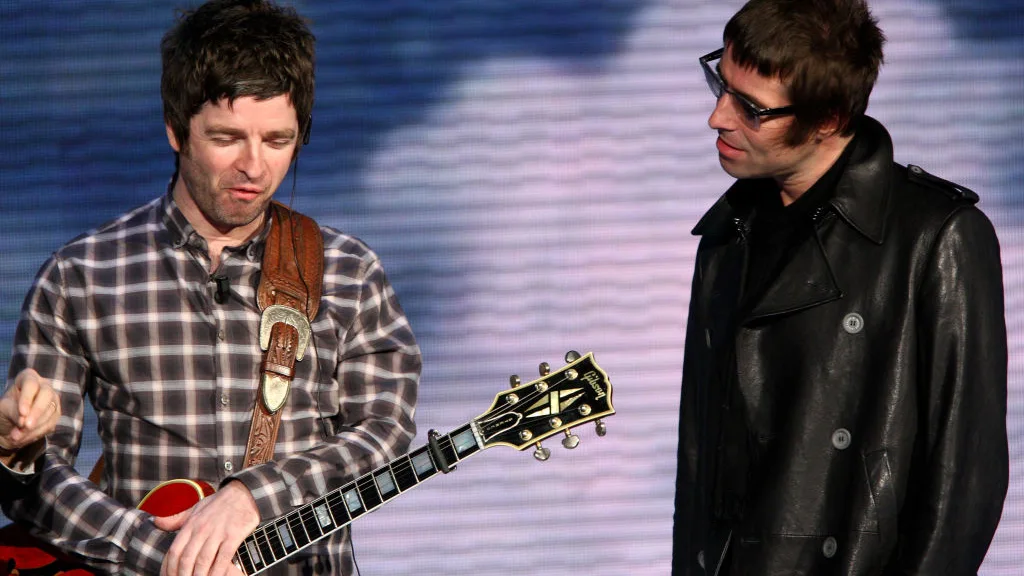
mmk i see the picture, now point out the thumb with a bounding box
[152,508,191,532]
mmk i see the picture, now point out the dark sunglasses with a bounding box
[699,48,796,129]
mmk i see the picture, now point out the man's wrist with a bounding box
[0,438,45,471]
[0,443,19,467]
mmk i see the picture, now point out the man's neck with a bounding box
[776,133,854,206]
[171,180,265,272]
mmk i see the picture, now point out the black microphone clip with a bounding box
[212,274,231,304]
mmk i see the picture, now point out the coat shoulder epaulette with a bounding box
[907,164,979,204]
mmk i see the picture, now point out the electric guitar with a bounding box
[0,351,613,575]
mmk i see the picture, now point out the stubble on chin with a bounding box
[210,194,272,230]
[179,171,269,233]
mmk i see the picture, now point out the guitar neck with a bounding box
[235,423,482,575]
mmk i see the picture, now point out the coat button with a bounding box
[842,313,864,334]
[697,550,705,568]
[822,536,838,558]
[831,428,852,450]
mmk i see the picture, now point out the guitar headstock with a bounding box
[472,351,614,460]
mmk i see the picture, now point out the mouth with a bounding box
[227,186,263,201]
[716,136,743,158]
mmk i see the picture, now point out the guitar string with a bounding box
[241,434,463,568]
[241,363,603,569]
[245,365,594,555]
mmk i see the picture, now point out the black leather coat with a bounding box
[672,117,1008,575]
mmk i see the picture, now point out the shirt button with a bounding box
[831,428,852,450]
[224,461,233,472]
[697,550,705,568]
[822,536,838,558]
[217,329,226,341]
[220,394,229,407]
[842,313,864,334]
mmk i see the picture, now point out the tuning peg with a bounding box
[565,350,581,363]
[509,374,521,387]
[562,430,580,449]
[595,419,608,437]
[533,442,551,461]
[538,362,551,376]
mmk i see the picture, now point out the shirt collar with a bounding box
[160,181,271,261]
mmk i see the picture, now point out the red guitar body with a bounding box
[136,479,216,517]
[0,479,214,576]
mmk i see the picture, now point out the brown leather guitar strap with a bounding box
[243,201,324,468]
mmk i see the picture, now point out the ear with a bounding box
[815,116,843,142]
[166,124,182,153]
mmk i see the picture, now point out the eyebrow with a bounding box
[204,126,298,140]
[715,63,768,110]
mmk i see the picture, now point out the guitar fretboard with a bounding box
[233,424,481,575]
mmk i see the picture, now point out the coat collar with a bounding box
[692,116,894,246]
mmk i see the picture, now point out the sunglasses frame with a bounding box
[699,48,796,128]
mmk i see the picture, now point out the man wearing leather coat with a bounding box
[672,1,1009,574]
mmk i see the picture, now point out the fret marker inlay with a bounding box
[375,471,397,495]
[315,503,332,528]
[453,429,476,454]
[412,452,433,476]
[344,489,363,513]
[277,524,294,548]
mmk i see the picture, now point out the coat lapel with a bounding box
[744,230,842,322]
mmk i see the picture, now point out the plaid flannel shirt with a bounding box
[1,192,420,575]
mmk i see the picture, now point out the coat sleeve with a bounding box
[673,258,704,575]
[891,206,1008,574]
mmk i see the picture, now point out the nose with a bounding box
[708,93,736,132]
[235,140,265,181]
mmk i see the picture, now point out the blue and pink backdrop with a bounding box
[2,1,1022,573]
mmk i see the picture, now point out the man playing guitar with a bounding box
[0,2,421,575]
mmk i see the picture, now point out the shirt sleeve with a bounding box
[891,206,1009,573]
[0,255,176,575]
[229,248,421,520]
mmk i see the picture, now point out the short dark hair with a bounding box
[161,0,315,152]
[724,0,885,145]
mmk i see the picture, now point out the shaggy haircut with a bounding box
[724,0,885,146]
[161,0,315,154]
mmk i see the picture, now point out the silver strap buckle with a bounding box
[259,304,312,360]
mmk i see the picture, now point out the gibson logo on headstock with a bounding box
[581,370,605,400]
